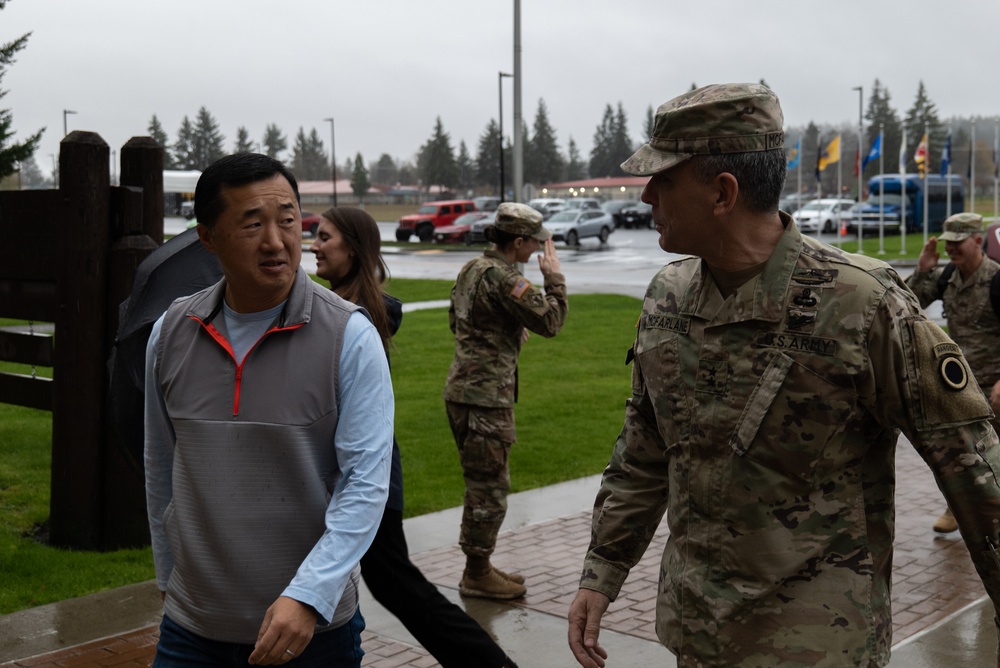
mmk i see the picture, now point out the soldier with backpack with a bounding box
[906,212,1000,533]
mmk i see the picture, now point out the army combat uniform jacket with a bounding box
[444,249,567,408]
[581,219,1000,667]
[906,255,1000,394]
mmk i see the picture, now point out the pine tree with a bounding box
[455,140,474,192]
[475,119,502,189]
[418,117,457,191]
[351,152,370,202]
[525,99,564,186]
[371,153,397,185]
[173,116,196,169]
[643,105,656,141]
[290,127,328,180]
[589,104,616,178]
[564,137,587,180]
[191,107,226,170]
[262,123,287,160]
[233,126,255,153]
[903,81,944,173]
[0,5,43,179]
[18,153,50,188]
[147,114,173,168]
[863,79,903,177]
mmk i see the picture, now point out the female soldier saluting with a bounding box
[444,202,568,600]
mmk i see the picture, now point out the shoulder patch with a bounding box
[511,278,531,299]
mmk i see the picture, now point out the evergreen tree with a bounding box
[371,153,397,185]
[903,81,944,173]
[233,126,255,153]
[147,114,173,168]
[351,152,370,203]
[343,157,354,181]
[475,119,502,189]
[262,123,287,160]
[612,102,633,161]
[173,116,196,169]
[455,140,474,192]
[18,153,50,188]
[863,79,903,178]
[0,5,43,179]
[589,104,616,178]
[564,137,587,180]
[191,106,226,170]
[418,116,457,190]
[525,99,564,186]
[643,105,656,142]
[290,127,329,180]
[397,160,416,185]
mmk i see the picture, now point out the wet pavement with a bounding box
[1,440,996,667]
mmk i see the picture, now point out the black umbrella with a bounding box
[107,227,223,472]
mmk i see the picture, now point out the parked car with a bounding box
[563,197,602,211]
[544,209,614,246]
[619,201,653,229]
[779,194,812,215]
[433,211,492,244]
[792,198,856,233]
[466,211,497,245]
[472,196,500,212]
[396,199,477,242]
[601,199,635,228]
[526,198,566,219]
[301,210,322,237]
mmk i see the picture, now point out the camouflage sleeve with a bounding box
[448,284,457,334]
[580,361,671,601]
[496,269,568,338]
[903,267,944,310]
[865,280,1000,617]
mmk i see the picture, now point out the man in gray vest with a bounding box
[144,153,393,667]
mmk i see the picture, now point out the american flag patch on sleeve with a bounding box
[511,278,531,299]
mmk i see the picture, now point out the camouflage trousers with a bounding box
[445,401,517,558]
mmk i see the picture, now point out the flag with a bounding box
[817,135,841,171]
[967,139,973,181]
[786,138,801,170]
[940,131,952,176]
[914,132,928,178]
[853,148,860,177]
[899,127,907,175]
[862,133,882,171]
[994,128,999,180]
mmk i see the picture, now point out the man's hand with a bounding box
[990,380,1000,416]
[538,238,561,276]
[917,236,940,273]
[249,596,317,665]
[568,589,611,668]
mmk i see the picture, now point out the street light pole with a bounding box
[498,71,513,202]
[852,86,863,254]
[324,117,337,207]
[62,109,77,137]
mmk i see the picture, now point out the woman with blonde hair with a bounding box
[312,207,518,668]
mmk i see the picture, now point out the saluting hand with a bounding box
[538,238,561,275]
[917,236,940,273]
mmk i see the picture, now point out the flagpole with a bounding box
[900,126,907,255]
[946,123,952,217]
[854,86,864,255]
[878,124,885,255]
[994,121,998,222]
[970,120,976,213]
[923,122,929,246]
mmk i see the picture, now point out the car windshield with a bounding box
[453,213,483,225]
[863,194,904,206]
[417,205,438,214]
[548,211,578,222]
[799,202,826,212]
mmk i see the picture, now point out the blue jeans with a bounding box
[153,609,365,668]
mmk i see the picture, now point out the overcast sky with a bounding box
[6,0,1000,179]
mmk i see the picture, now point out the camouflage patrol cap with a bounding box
[494,202,552,241]
[939,212,984,241]
[621,83,785,176]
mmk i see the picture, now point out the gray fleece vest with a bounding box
[156,270,358,643]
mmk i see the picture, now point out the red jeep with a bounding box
[396,200,477,242]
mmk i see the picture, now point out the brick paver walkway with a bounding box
[1,443,985,668]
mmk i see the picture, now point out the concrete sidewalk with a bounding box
[1,437,996,667]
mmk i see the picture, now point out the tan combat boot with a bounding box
[933,507,958,533]
[492,565,525,585]
[460,567,527,600]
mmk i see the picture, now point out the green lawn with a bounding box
[0,285,639,614]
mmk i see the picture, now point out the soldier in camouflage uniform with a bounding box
[444,202,568,600]
[567,83,1000,668]
[906,212,1000,533]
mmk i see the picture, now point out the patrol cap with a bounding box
[494,202,551,241]
[939,212,984,241]
[621,83,785,176]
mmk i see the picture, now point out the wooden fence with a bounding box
[0,132,163,550]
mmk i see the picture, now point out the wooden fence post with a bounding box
[119,136,164,245]
[49,131,110,550]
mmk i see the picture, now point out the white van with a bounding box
[792,198,856,233]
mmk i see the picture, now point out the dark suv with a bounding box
[396,200,477,242]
